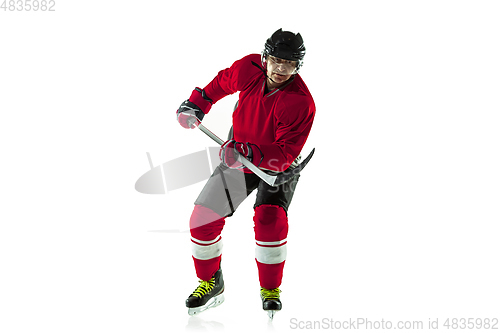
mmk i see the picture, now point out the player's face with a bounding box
[266,55,297,86]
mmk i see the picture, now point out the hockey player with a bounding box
[176,29,315,318]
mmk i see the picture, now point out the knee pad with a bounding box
[190,205,225,241]
[253,204,288,242]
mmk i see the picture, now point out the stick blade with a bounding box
[272,148,315,186]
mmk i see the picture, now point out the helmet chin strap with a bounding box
[251,61,276,83]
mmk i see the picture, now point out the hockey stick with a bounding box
[195,122,315,186]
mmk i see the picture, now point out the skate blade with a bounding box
[188,293,225,316]
[267,310,278,320]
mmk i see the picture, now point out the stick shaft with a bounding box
[197,123,224,145]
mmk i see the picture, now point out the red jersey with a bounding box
[203,54,315,172]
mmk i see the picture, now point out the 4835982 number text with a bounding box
[1,0,56,11]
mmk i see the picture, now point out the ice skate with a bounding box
[186,269,224,315]
[260,287,282,319]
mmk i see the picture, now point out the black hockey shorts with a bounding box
[194,163,300,218]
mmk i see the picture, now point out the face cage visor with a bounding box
[264,54,300,76]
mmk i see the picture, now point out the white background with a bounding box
[1,0,499,332]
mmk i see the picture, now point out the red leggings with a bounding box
[190,204,288,289]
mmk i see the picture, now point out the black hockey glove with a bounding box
[176,88,213,129]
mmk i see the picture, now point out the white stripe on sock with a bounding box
[255,244,287,264]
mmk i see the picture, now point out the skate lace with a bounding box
[191,278,215,298]
[260,287,281,299]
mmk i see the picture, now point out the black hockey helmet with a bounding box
[262,29,306,72]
